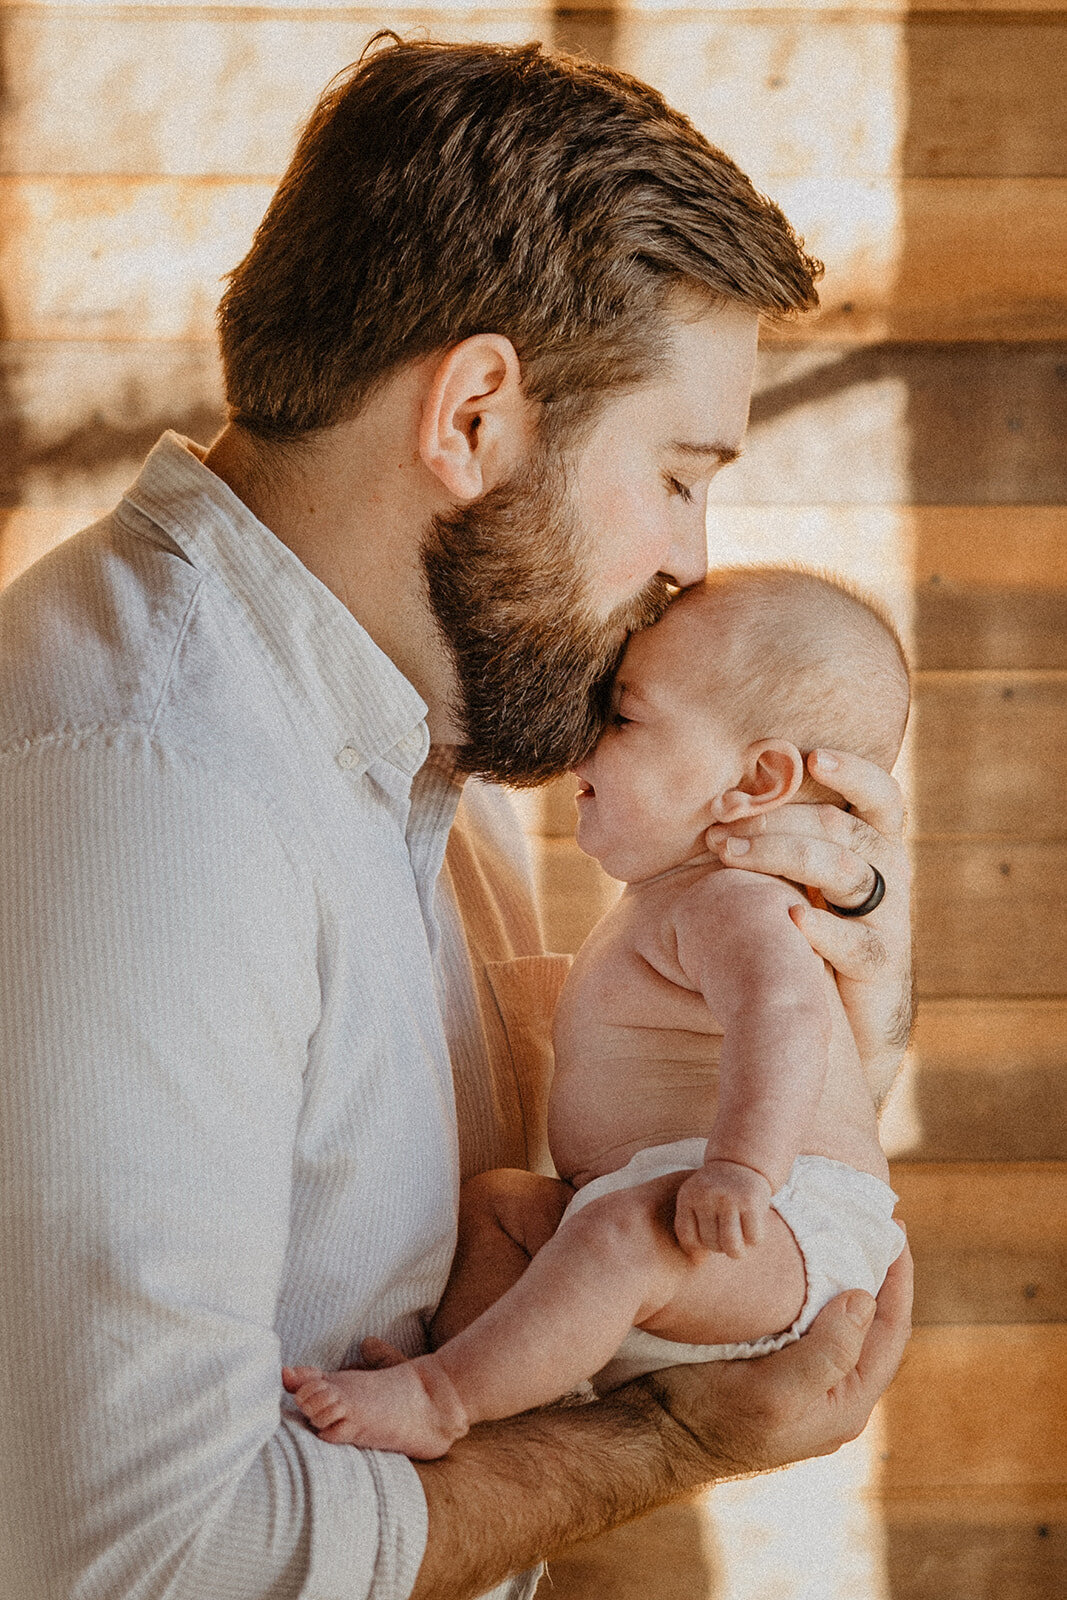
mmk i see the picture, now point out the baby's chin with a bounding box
[584,836,714,887]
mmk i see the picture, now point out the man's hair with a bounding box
[217,34,821,442]
[681,567,911,794]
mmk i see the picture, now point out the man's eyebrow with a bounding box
[668,440,742,466]
[615,680,650,705]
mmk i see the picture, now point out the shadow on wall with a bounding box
[0,7,226,572]
[0,14,25,548]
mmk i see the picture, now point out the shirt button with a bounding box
[337,746,360,771]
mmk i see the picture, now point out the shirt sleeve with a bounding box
[0,730,428,1600]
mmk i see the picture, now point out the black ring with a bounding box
[826,865,886,919]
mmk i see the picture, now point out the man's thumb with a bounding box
[786,1290,875,1392]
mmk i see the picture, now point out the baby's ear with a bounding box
[709,740,805,824]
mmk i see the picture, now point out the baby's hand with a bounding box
[674,1161,774,1260]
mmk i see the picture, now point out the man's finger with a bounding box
[716,832,887,914]
[765,1289,876,1407]
[807,749,906,839]
[851,1243,914,1392]
[779,1246,914,1443]
[789,901,887,980]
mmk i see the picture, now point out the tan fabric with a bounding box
[445,784,571,1180]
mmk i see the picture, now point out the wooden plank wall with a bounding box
[526,3,1067,1596]
[0,0,553,581]
[1,3,1064,1597]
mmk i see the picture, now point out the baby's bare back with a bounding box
[549,860,887,1190]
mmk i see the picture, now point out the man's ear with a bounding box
[709,740,805,824]
[418,334,531,501]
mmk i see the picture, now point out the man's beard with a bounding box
[421,446,672,787]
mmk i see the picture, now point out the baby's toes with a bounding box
[282,1365,323,1392]
[294,1378,341,1422]
[304,1391,350,1431]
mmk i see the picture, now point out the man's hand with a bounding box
[407,1247,911,1600]
[707,748,912,1100]
[674,1160,773,1260]
[638,1241,913,1479]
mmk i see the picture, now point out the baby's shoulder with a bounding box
[667,863,805,932]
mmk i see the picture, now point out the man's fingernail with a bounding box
[845,1292,875,1328]
[725,837,750,857]
[813,750,839,773]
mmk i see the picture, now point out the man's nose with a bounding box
[659,511,709,590]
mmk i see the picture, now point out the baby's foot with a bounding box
[281,1356,470,1459]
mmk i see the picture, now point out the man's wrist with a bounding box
[409,1387,719,1600]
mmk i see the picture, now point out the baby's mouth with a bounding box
[574,777,595,798]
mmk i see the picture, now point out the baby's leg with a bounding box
[427,1171,807,1415]
[285,1170,805,1457]
[431,1168,574,1346]
[282,1355,471,1458]
[284,1173,687,1455]
[283,1169,573,1458]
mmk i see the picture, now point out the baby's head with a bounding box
[573,565,910,883]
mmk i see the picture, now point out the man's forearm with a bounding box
[410,1246,915,1600]
[411,1386,706,1600]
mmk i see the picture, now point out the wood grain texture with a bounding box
[893,1162,1067,1324]
[0,340,225,507]
[0,6,550,178]
[777,177,1067,343]
[0,504,106,588]
[1,174,1062,342]
[693,504,1067,670]
[911,672,1067,837]
[539,1326,1067,1600]
[901,13,1067,178]
[721,341,1067,505]
[880,1325,1067,1490]
[912,506,1067,669]
[913,841,1067,996]
[615,13,1067,180]
[550,0,1067,12]
[886,999,1067,1162]
[882,1508,1065,1600]
[2,11,1063,180]
[542,1502,1066,1600]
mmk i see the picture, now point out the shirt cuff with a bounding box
[283,1418,428,1600]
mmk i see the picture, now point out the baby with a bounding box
[284,566,910,1456]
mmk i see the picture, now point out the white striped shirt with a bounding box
[0,433,564,1600]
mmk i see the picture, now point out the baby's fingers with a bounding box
[740,1206,767,1249]
[674,1195,710,1259]
[716,1206,747,1260]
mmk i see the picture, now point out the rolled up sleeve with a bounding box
[0,732,428,1600]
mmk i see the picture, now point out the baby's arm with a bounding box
[667,870,832,1258]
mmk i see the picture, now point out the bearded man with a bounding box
[0,37,912,1600]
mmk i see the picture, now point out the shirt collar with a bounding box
[119,431,430,783]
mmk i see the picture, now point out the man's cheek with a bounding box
[588,497,667,596]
